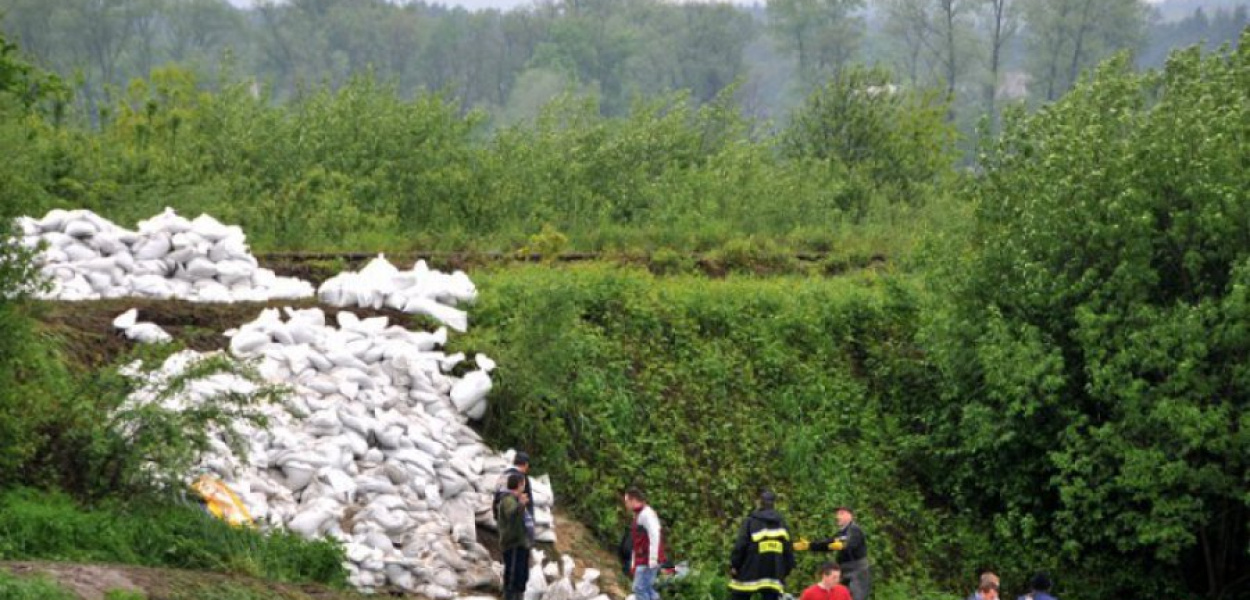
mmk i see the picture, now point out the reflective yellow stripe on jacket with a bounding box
[729,578,785,592]
[749,528,790,542]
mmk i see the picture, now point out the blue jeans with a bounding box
[633,566,660,600]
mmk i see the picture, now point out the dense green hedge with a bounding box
[459,265,954,599]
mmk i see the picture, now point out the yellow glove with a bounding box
[793,539,810,552]
[827,540,845,551]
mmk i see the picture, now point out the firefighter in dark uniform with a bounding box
[729,490,796,600]
[796,506,870,600]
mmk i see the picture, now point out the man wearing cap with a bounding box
[795,506,870,600]
[729,490,796,600]
[495,451,535,542]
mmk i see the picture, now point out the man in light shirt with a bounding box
[623,487,666,600]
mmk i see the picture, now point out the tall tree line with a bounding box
[0,0,1242,128]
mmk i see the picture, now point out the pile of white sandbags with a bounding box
[15,208,314,302]
[525,552,609,600]
[318,255,477,332]
[121,305,561,596]
[112,308,172,344]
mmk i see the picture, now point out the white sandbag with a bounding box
[64,243,99,262]
[451,371,492,415]
[37,209,70,232]
[403,296,469,332]
[215,259,255,283]
[113,309,139,330]
[191,213,234,241]
[125,322,172,344]
[230,330,271,357]
[287,501,340,538]
[64,219,98,238]
[183,258,218,281]
[133,234,172,260]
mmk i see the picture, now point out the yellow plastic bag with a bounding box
[191,475,254,528]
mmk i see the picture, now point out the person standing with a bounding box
[624,487,665,600]
[801,506,870,600]
[497,472,531,600]
[729,490,796,600]
[495,451,535,542]
[799,562,852,600]
[1016,572,1058,600]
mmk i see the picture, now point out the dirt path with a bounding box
[552,509,627,599]
[2,561,374,599]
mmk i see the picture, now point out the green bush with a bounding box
[0,29,950,256]
[458,265,945,595]
[0,488,346,587]
[0,571,76,600]
[918,39,1250,598]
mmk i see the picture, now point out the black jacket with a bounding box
[813,521,867,564]
[729,509,795,593]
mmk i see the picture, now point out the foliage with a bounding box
[459,265,948,596]
[0,488,347,587]
[0,335,283,501]
[780,65,958,215]
[0,571,77,600]
[0,53,947,256]
[917,39,1250,598]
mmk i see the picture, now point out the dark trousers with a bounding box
[732,591,780,600]
[842,565,871,600]
[503,546,530,600]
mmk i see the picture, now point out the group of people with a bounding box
[726,491,869,600]
[493,462,1054,600]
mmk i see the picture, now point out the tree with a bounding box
[923,39,1250,597]
[779,65,955,213]
[1024,0,1148,102]
[767,0,865,87]
[977,0,1018,125]
[875,0,975,100]
[878,0,933,87]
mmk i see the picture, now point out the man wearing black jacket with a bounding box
[799,506,870,600]
[729,490,796,600]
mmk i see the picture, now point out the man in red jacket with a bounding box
[624,487,666,600]
[800,563,852,600]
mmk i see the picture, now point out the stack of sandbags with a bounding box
[122,305,555,596]
[112,308,172,344]
[16,208,314,302]
[318,255,477,332]
[524,551,610,600]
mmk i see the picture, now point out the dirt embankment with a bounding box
[2,561,373,600]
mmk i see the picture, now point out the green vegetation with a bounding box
[0,17,1248,600]
[0,489,345,586]
[461,266,948,600]
[0,571,76,600]
[0,61,954,254]
[458,34,1250,600]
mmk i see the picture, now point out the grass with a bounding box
[0,571,76,600]
[0,488,347,588]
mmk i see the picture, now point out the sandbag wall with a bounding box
[15,208,313,302]
[15,208,601,598]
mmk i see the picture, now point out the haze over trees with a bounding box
[1,0,1246,132]
[0,2,1248,599]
